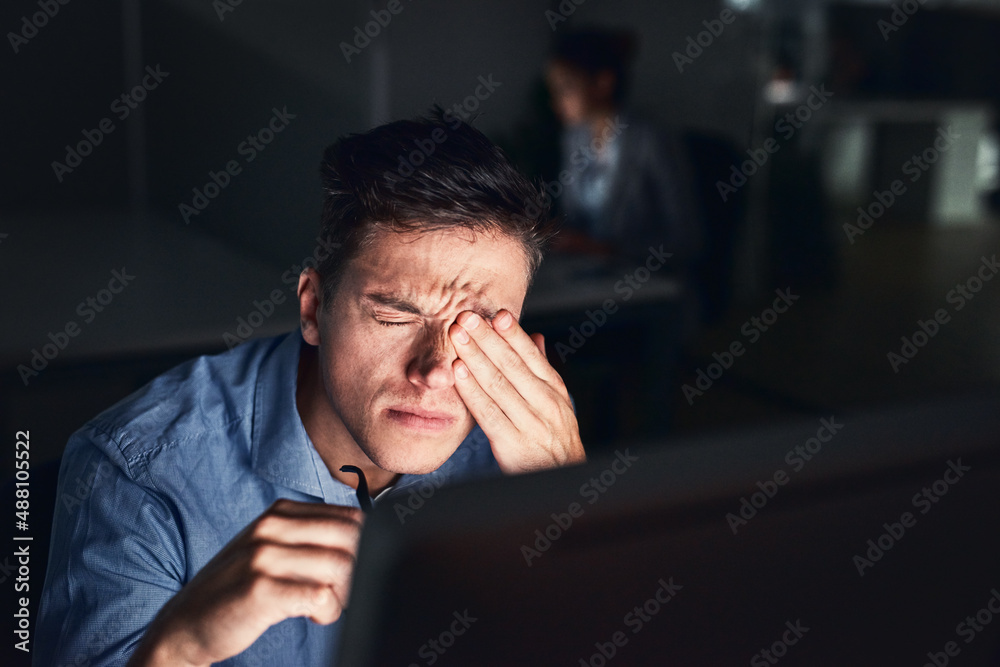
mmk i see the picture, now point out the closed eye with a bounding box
[377,320,410,327]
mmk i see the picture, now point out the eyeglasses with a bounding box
[339,465,373,513]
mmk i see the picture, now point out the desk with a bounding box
[523,254,682,318]
[0,212,299,369]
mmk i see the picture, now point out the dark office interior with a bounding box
[3,0,1000,664]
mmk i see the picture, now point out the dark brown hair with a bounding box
[316,108,558,304]
[551,29,639,104]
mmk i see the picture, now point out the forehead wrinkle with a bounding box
[419,276,498,321]
[351,229,525,320]
[365,277,499,322]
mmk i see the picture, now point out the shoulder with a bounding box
[426,425,501,487]
[73,333,291,474]
[619,114,686,156]
[455,425,501,474]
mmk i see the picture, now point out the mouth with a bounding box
[385,406,457,433]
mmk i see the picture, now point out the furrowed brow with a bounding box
[362,292,498,321]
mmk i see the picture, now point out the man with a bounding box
[543,29,704,439]
[36,110,586,666]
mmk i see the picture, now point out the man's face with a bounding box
[546,61,613,126]
[314,226,530,475]
[546,61,589,125]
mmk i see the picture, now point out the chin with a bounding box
[366,445,455,476]
[362,426,467,476]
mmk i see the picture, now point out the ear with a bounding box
[298,268,324,346]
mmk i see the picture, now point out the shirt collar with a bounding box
[251,330,357,506]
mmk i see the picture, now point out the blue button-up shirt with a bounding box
[35,330,501,666]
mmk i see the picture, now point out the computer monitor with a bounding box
[336,393,1000,666]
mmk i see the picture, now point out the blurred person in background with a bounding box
[545,29,704,294]
[543,28,706,438]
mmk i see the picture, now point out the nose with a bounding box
[405,323,457,390]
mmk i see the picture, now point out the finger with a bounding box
[454,312,548,391]
[530,332,546,358]
[253,504,362,551]
[484,311,552,378]
[248,541,357,620]
[267,498,364,521]
[248,542,357,589]
[451,357,521,442]
[490,311,568,396]
[261,577,346,625]
[449,318,544,426]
